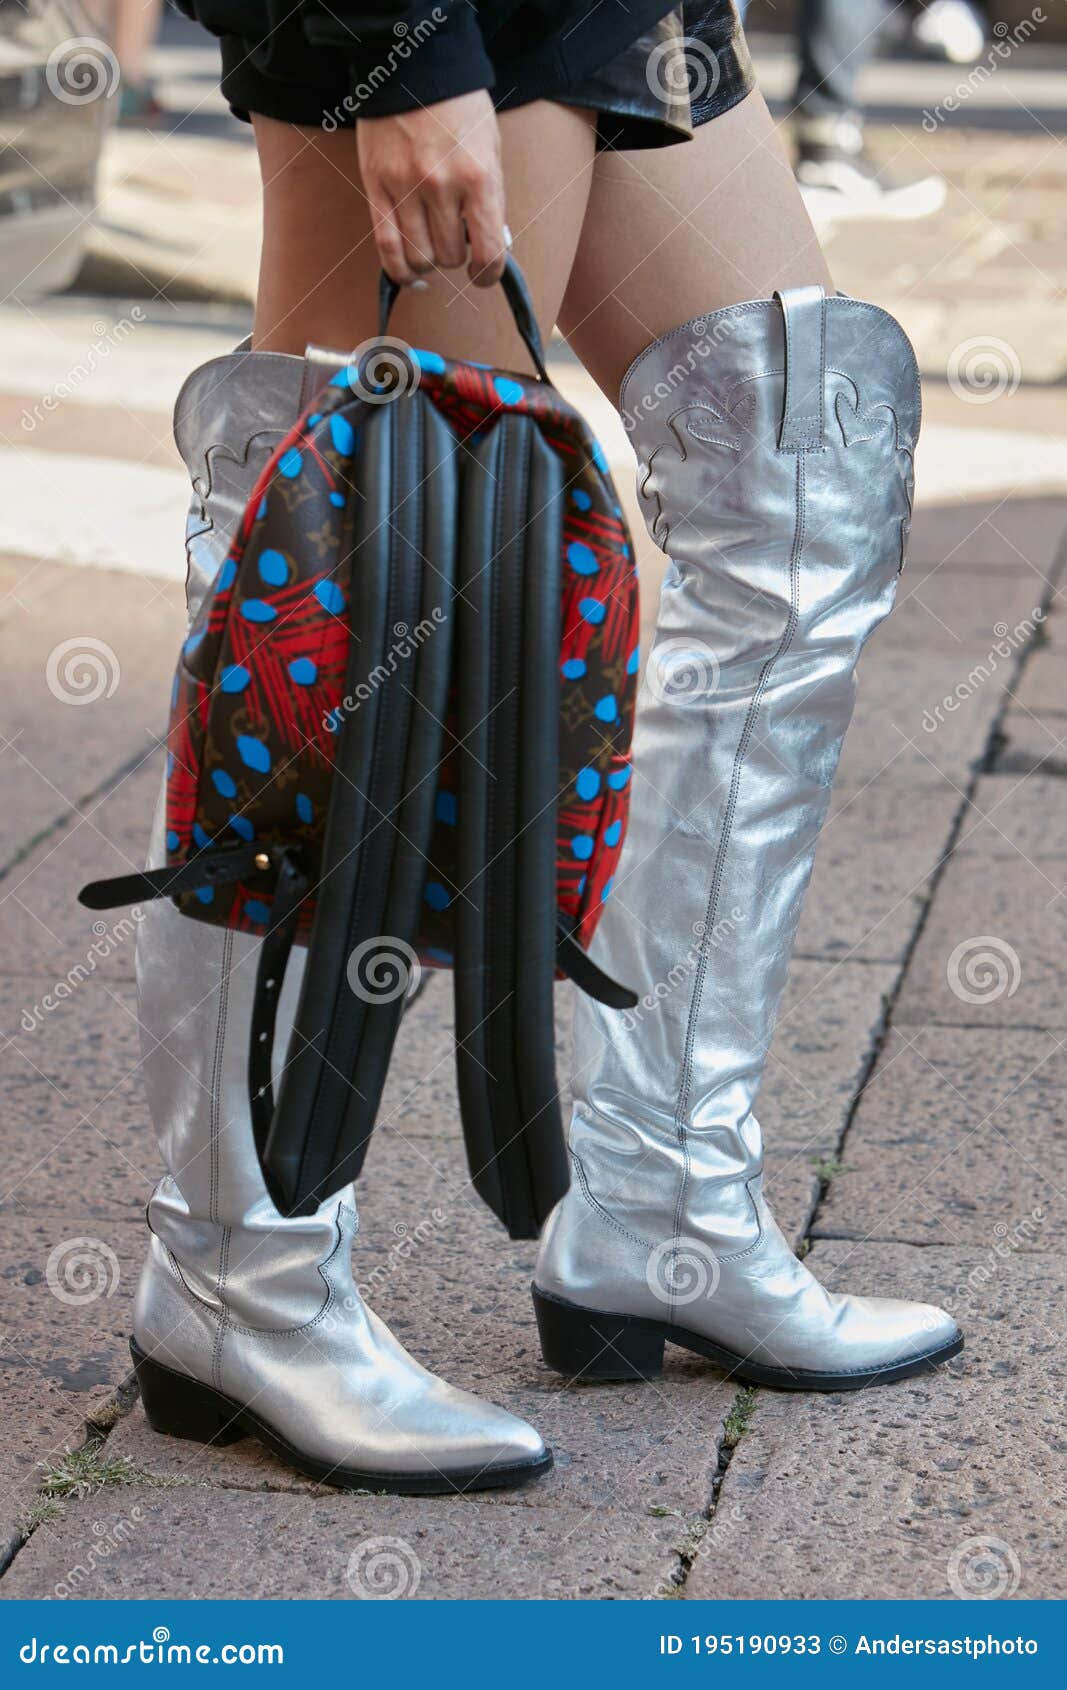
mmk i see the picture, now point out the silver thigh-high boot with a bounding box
[133,349,549,1491]
[535,287,962,1390]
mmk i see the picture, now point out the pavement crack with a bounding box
[0,740,159,884]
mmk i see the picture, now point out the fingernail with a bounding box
[502,224,513,250]
[408,278,429,291]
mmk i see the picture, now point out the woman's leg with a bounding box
[559,89,831,400]
[133,101,597,1490]
[252,101,598,364]
[534,90,961,1389]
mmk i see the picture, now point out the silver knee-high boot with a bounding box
[133,348,549,1491]
[535,287,962,1389]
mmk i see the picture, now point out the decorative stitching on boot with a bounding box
[571,1151,653,1250]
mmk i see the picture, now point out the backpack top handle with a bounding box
[377,255,553,386]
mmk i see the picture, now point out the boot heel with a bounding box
[532,1287,665,1381]
[130,1340,245,1446]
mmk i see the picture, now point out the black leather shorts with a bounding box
[220,3,754,151]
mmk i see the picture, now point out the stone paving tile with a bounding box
[994,707,1067,779]
[0,1214,142,1413]
[0,1486,685,1599]
[838,644,1003,789]
[0,559,179,871]
[759,960,896,1153]
[0,979,156,1220]
[885,568,1049,652]
[0,1370,95,1568]
[813,1027,1066,1249]
[894,852,1067,1032]
[1011,641,1067,717]
[797,783,959,963]
[905,496,1067,574]
[0,755,159,980]
[684,1243,1065,1602]
[953,778,1067,860]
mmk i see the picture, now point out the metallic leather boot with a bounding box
[534,288,962,1391]
[133,348,550,1492]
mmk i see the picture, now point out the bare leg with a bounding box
[252,102,598,369]
[559,89,832,400]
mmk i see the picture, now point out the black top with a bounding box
[176,1,680,119]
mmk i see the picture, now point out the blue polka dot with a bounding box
[571,488,592,511]
[329,491,345,507]
[228,814,254,841]
[183,630,203,660]
[601,877,615,903]
[424,881,451,912]
[427,947,454,965]
[258,548,288,586]
[494,376,524,406]
[256,496,268,520]
[330,413,355,456]
[192,822,211,850]
[165,830,180,853]
[567,542,599,577]
[604,820,622,848]
[217,557,237,592]
[314,580,344,615]
[592,438,609,474]
[435,791,458,826]
[330,365,359,391]
[571,834,594,862]
[220,664,250,693]
[577,875,587,896]
[278,447,302,478]
[608,765,632,791]
[288,657,317,686]
[237,735,271,774]
[595,695,618,724]
[165,753,175,779]
[307,412,322,426]
[575,768,600,802]
[194,885,215,906]
[240,599,276,624]
[413,348,446,374]
[562,657,587,681]
[580,598,606,626]
[627,646,640,675]
[244,899,271,925]
[211,768,237,799]
[296,793,314,824]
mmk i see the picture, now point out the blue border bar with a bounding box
[1,1599,1061,1684]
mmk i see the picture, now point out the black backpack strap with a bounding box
[452,416,570,1241]
[257,391,458,1216]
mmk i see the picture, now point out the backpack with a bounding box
[82,260,640,1239]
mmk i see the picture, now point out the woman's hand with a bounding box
[357,91,507,287]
